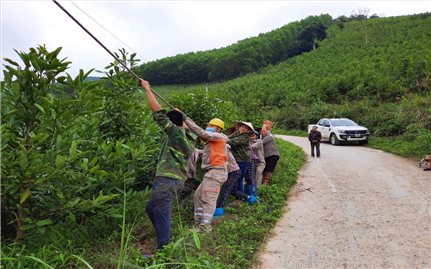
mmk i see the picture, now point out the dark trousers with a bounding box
[244,159,257,185]
[146,177,184,249]
[236,162,250,192]
[244,159,258,195]
[311,142,320,157]
[216,170,248,208]
[264,155,280,173]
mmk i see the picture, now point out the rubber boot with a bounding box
[213,207,224,219]
[247,194,259,205]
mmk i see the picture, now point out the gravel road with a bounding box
[256,135,430,268]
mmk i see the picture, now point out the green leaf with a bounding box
[24,256,54,269]
[72,255,94,269]
[69,141,77,158]
[55,155,66,168]
[34,103,45,114]
[92,192,119,208]
[115,140,123,155]
[81,158,89,172]
[20,189,31,204]
[95,170,109,177]
[121,144,131,150]
[192,229,201,250]
[23,217,33,223]
[68,213,76,223]
[66,198,81,208]
[171,237,184,253]
[48,47,62,59]
[3,57,20,67]
[110,214,124,219]
[36,218,53,227]
[89,165,100,174]
[56,191,64,199]
[21,224,33,230]
[89,157,98,167]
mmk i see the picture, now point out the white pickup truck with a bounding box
[308,118,370,145]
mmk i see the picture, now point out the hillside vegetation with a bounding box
[162,13,431,157]
[136,14,333,84]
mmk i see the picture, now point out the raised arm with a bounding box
[140,79,161,112]
[184,116,226,142]
[250,139,263,150]
[262,135,273,145]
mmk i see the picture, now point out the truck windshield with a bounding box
[330,119,358,126]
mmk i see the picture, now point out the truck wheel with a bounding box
[360,140,369,145]
[330,133,340,145]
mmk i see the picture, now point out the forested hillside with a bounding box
[164,13,431,156]
[136,14,333,84]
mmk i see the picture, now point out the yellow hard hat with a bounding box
[208,118,225,130]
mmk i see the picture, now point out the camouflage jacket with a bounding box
[227,131,250,162]
[153,110,195,181]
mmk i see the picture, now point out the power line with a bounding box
[68,0,147,63]
[53,0,174,109]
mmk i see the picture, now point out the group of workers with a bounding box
[139,80,280,251]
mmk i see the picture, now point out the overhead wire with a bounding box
[52,0,174,109]
[68,0,147,63]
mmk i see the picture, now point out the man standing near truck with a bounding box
[308,126,322,157]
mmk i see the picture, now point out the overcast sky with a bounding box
[2,1,430,77]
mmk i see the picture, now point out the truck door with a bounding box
[319,119,331,140]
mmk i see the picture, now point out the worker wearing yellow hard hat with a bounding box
[182,113,228,232]
[208,118,225,131]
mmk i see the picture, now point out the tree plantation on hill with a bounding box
[160,13,430,157]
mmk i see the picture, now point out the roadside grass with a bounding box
[367,131,431,160]
[0,139,305,268]
[273,128,308,137]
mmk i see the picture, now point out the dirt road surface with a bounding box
[256,135,430,268]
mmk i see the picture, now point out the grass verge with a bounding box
[273,128,308,137]
[367,133,431,160]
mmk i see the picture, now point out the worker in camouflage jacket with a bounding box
[228,122,254,193]
[140,79,195,250]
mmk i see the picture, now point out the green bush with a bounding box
[1,47,159,244]
[170,90,240,128]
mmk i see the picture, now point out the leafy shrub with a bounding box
[1,47,160,244]
[171,90,240,129]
